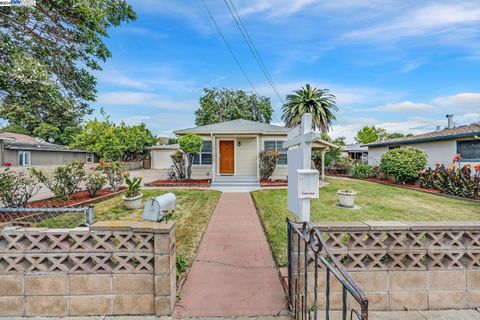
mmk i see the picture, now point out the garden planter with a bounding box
[337,190,357,208]
[122,193,143,210]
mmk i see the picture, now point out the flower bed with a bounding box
[144,179,211,187]
[260,179,288,187]
[28,187,126,208]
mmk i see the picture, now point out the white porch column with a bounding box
[256,135,260,180]
[211,134,216,178]
[321,148,326,180]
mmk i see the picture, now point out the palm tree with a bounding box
[281,84,338,131]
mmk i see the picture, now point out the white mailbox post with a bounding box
[285,114,320,222]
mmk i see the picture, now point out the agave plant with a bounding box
[123,172,142,198]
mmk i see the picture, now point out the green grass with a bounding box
[252,177,480,266]
[39,189,221,269]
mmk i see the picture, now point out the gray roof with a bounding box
[342,144,368,152]
[4,142,90,153]
[149,144,180,150]
[174,119,290,135]
[365,123,480,147]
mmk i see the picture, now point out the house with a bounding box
[342,144,368,163]
[0,132,96,167]
[365,117,480,169]
[149,119,335,187]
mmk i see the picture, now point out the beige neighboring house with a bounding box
[0,132,96,167]
[366,120,480,169]
[149,119,335,187]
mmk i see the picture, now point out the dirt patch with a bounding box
[260,179,288,187]
[145,179,211,187]
[28,187,126,208]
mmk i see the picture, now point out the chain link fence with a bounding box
[0,206,94,229]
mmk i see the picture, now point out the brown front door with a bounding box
[219,140,234,174]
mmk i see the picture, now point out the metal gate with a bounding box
[287,219,369,320]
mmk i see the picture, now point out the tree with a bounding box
[179,133,203,180]
[282,84,338,131]
[0,1,136,144]
[355,126,387,144]
[195,88,272,126]
[72,119,155,161]
[332,136,346,146]
[387,132,405,139]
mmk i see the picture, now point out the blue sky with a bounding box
[93,0,480,143]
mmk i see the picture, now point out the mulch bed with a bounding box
[144,179,211,188]
[28,187,126,208]
[260,179,288,187]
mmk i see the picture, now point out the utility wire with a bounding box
[200,0,258,95]
[224,0,284,105]
[223,0,284,123]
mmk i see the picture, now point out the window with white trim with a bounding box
[18,151,31,166]
[457,140,480,160]
[193,141,212,165]
[86,153,94,163]
[264,140,287,165]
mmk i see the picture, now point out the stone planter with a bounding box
[122,193,143,210]
[337,190,357,208]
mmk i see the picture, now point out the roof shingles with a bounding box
[365,124,480,147]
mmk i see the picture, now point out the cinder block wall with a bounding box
[0,221,176,317]
[290,221,480,312]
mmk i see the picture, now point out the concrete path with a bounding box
[174,192,287,317]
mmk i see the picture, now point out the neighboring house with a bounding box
[342,144,368,163]
[149,119,335,186]
[0,132,96,167]
[365,120,480,169]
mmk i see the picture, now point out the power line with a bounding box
[224,0,285,105]
[200,0,258,95]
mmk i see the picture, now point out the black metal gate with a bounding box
[287,219,369,320]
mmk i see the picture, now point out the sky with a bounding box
[92,0,480,143]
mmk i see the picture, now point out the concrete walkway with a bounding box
[174,192,287,317]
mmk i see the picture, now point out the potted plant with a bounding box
[337,188,357,208]
[122,172,143,209]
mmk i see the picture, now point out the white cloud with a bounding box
[376,101,434,112]
[344,3,480,43]
[97,72,151,90]
[97,91,197,111]
[433,93,480,110]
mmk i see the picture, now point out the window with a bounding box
[457,139,480,160]
[264,140,287,165]
[193,141,212,165]
[18,151,31,166]
[86,153,94,164]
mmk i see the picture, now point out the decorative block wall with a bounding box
[0,220,176,317]
[291,221,480,312]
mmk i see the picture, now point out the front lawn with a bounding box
[40,189,221,270]
[252,177,480,266]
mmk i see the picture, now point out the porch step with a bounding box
[211,175,260,188]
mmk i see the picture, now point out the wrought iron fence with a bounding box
[0,206,94,228]
[287,219,369,320]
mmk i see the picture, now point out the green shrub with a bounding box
[259,151,279,180]
[312,147,342,171]
[0,169,40,207]
[85,173,107,198]
[380,147,427,183]
[371,165,386,180]
[31,161,86,200]
[124,172,142,197]
[349,163,374,179]
[96,161,124,191]
[329,157,354,174]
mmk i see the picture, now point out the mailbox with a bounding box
[297,169,319,199]
[142,193,176,222]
